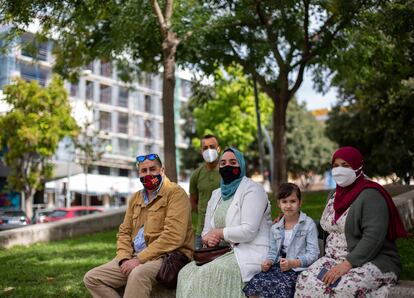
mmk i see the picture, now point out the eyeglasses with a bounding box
[136,154,161,164]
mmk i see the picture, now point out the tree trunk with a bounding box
[253,79,265,178]
[272,96,288,196]
[25,189,36,220]
[161,31,178,182]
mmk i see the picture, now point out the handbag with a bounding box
[156,251,190,289]
[193,245,232,266]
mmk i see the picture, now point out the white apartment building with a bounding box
[0,30,192,208]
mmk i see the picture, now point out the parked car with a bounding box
[32,209,54,224]
[43,206,104,223]
[0,210,30,231]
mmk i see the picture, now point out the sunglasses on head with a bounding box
[136,153,161,164]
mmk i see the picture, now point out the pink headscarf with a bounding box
[332,146,407,240]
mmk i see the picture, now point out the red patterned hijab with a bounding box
[332,146,407,240]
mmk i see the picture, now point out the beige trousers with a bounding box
[83,258,163,298]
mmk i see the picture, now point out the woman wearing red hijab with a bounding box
[295,146,406,297]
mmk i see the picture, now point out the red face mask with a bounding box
[140,174,162,190]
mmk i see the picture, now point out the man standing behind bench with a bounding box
[189,134,221,249]
[84,153,194,297]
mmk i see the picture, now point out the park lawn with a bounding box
[1,189,412,296]
[0,229,117,297]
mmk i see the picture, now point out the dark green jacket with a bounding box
[344,188,401,278]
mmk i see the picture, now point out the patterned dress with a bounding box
[243,262,299,298]
[294,196,397,297]
[176,196,245,298]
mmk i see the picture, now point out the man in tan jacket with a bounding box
[84,153,194,297]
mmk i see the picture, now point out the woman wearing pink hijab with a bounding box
[295,146,406,297]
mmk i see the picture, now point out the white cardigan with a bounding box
[202,176,272,281]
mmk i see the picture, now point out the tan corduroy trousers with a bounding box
[83,258,163,298]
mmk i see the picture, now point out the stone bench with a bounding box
[389,280,414,297]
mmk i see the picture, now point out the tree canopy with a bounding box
[191,65,273,152]
[183,65,334,182]
[182,0,374,192]
[286,100,335,184]
[1,0,206,182]
[0,76,79,218]
[325,0,414,183]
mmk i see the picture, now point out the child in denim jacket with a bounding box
[243,183,319,298]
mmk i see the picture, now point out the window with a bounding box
[118,87,129,107]
[144,95,151,113]
[99,111,111,132]
[100,59,112,77]
[87,166,94,174]
[86,80,94,100]
[37,42,48,62]
[119,168,129,177]
[144,119,152,138]
[130,140,139,158]
[118,138,129,155]
[132,92,140,110]
[70,83,79,97]
[85,62,94,73]
[118,112,128,134]
[74,210,87,216]
[100,84,111,104]
[181,79,192,98]
[20,33,48,62]
[98,166,110,175]
[21,34,35,58]
[49,210,68,218]
[19,62,49,86]
[132,115,140,136]
[157,76,163,92]
[142,73,152,89]
[104,139,113,154]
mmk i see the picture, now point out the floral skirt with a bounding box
[243,264,299,298]
[294,257,397,297]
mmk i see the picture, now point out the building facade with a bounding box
[0,30,192,209]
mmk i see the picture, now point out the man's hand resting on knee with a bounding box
[120,259,140,276]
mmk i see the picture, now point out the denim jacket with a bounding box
[267,211,319,271]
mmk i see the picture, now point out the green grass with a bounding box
[0,190,412,296]
[396,231,414,280]
[0,229,117,297]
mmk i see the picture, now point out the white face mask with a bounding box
[202,148,219,163]
[332,166,362,187]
